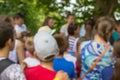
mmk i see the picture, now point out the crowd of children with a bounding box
[0,13,120,80]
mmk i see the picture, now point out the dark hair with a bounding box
[14,13,24,19]
[0,22,14,49]
[116,20,120,26]
[94,16,115,42]
[42,16,53,26]
[84,19,95,40]
[111,39,120,80]
[0,15,13,24]
[85,19,95,30]
[68,23,79,36]
[21,31,30,38]
[54,34,69,55]
[66,13,74,19]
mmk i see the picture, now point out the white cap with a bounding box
[34,31,58,61]
[38,26,56,35]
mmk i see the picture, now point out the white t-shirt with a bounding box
[24,57,40,67]
[14,24,27,34]
[63,54,77,68]
[60,24,68,36]
[9,40,18,63]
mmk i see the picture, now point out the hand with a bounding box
[55,71,70,80]
[21,62,27,70]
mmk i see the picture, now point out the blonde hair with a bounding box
[25,37,34,54]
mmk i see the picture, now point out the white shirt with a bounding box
[24,57,40,67]
[60,24,68,36]
[9,40,18,63]
[64,54,77,68]
[14,24,27,33]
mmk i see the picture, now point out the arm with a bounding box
[60,25,65,36]
[17,40,25,64]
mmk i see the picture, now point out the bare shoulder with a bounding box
[17,40,24,47]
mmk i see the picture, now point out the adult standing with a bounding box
[60,13,74,36]
[38,16,56,34]
[80,17,115,80]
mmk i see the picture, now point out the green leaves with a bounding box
[0,0,120,34]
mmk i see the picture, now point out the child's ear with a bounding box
[34,52,40,60]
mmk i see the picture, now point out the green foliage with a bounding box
[0,0,120,35]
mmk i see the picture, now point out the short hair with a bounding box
[68,23,79,35]
[0,22,14,49]
[66,13,74,19]
[21,31,30,38]
[25,37,34,55]
[14,13,24,19]
[54,34,69,55]
[0,15,13,24]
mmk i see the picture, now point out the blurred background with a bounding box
[0,0,120,35]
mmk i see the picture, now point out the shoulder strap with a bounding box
[80,44,110,79]
[0,58,14,74]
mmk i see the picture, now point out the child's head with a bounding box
[68,23,80,36]
[0,15,14,27]
[25,37,34,55]
[116,20,120,33]
[111,39,120,80]
[14,13,24,26]
[0,21,15,51]
[94,16,115,42]
[66,13,74,24]
[85,19,95,33]
[21,31,30,41]
[113,39,120,58]
[54,34,69,56]
[34,31,58,62]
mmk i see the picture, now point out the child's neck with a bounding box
[94,34,107,45]
[57,54,63,58]
[40,61,54,71]
[64,51,68,55]
[69,35,76,38]
[0,47,9,58]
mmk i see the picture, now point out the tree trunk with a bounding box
[93,0,118,20]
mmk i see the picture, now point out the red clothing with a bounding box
[25,65,56,80]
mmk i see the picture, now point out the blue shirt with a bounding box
[102,67,114,80]
[53,58,75,79]
[80,40,114,80]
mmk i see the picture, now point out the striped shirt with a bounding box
[68,37,79,55]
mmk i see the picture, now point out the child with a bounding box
[14,13,27,39]
[53,34,76,80]
[24,31,69,80]
[0,21,26,80]
[111,39,120,80]
[23,37,40,68]
[67,23,80,56]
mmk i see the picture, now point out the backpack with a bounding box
[0,58,14,74]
